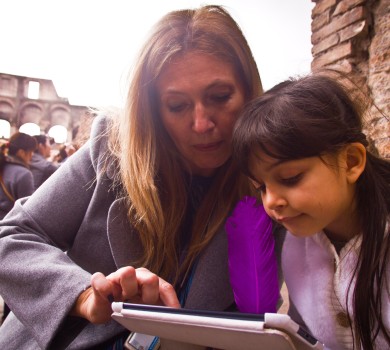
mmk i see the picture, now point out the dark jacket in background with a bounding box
[0,156,34,220]
[30,153,59,190]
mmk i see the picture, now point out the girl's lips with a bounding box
[193,141,223,151]
[275,214,302,223]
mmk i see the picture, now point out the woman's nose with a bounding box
[192,103,215,134]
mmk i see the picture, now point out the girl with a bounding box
[232,74,390,349]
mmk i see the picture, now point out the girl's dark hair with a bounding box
[0,132,37,170]
[233,74,390,349]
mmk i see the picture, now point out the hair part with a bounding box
[233,73,390,349]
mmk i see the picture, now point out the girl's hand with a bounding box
[70,266,180,324]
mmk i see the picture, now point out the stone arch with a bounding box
[48,125,68,143]
[50,105,71,128]
[0,100,15,122]
[19,102,44,125]
[19,122,41,136]
[0,119,11,138]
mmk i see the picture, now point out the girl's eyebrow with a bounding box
[261,158,288,172]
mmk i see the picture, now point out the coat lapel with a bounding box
[185,227,234,311]
[107,198,143,268]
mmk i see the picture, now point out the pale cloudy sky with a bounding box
[0,0,314,108]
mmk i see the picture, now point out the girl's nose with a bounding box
[263,188,287,211]
[192,103,215,134]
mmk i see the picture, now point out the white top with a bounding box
[282,230,390,350]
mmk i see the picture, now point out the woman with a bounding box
[0,5,277,349]
[0,132,37,220]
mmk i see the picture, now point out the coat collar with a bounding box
[107,198,143,268]
[184,226,234,311]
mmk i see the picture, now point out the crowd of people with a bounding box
[0,4,388,350]
[0,134,77,210]
[0,133,78,323]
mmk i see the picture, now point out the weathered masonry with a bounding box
[311,0,389,158]
[0,73,90,145]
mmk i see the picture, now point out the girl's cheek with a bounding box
[263,205,273,219]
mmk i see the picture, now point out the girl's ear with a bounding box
[344,142,366,184]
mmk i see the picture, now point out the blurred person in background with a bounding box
[30,135,59,190]
[0,132,36,323]
[54,143,77,164]
[54,144,68,164]
[0,132,37,220]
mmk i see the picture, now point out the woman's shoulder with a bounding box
[87,114,119,178]
[86,114,111,152]
[90,114,114,136]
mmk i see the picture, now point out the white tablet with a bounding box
[111,302,324,350]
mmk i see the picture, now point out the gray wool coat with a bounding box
[0,116,285,349]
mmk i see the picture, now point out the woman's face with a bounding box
[156,51,246,176]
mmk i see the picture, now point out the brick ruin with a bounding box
[311,0,389,158]
[1,1,388,156]
[0,73,91,147]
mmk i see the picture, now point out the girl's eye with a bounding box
[254,183,266,193]
[280,173,302,186]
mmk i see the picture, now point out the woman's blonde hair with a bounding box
[109,5,262,282]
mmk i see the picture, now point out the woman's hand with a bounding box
[70,266,180,324]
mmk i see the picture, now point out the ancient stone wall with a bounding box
[0,73,89,143]
[311,0,389,158]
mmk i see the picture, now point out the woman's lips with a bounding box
[193,141,223,151]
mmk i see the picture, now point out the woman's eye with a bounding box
[280,173,302,186]
[210,92,232,103]
[167,103,187,113]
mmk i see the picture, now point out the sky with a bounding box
[0,0,314,108]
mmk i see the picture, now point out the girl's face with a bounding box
[156,51,245,177]
[249,150,359,242]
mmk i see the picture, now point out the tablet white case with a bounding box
[111,303,324,350]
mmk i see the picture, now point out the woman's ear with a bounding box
[344,142,366,184]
